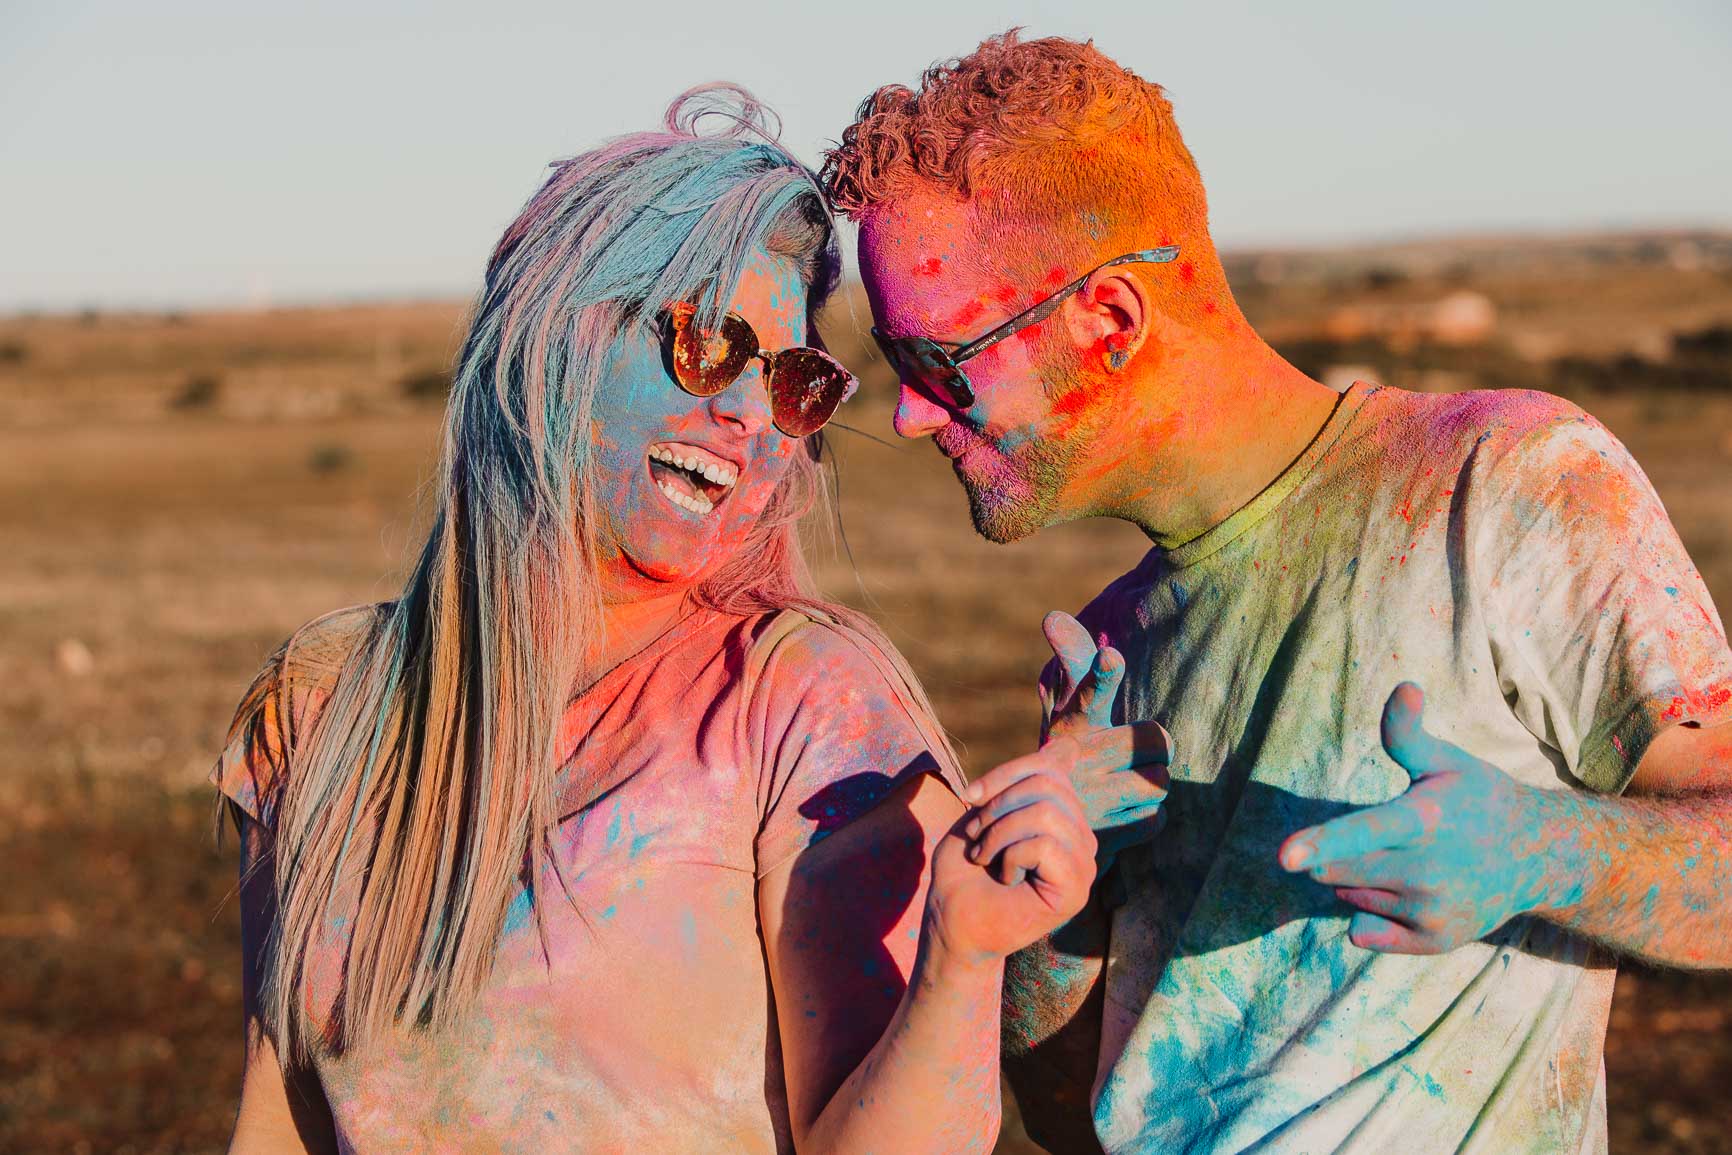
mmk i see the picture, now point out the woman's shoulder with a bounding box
[213,603,389,829]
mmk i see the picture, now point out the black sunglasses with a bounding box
[871,246,1180,410]
[661,302,858,438]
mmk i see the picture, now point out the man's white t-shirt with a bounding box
[1065,382,1732,1154]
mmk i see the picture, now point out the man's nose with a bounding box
[707,361,774,436]
[893,382,952,439]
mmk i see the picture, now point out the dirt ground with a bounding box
[3,246,1731,1151]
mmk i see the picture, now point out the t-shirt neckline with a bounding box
[1157,380,1377,571]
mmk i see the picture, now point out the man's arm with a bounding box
[1280,683,1732,967]
[997,612,1169,1151]
[1528,716,1732,966]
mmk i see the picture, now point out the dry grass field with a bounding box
[3,237,1732,1152]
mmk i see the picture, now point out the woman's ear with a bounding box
[1066,270,1150,372]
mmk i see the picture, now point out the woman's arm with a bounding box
[760,756,1097,1153]
[227,816,338,1155]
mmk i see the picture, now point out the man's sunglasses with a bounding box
[871,246,1181,410]
[661,302,858,438]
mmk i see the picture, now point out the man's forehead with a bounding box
[859,199,1005,336]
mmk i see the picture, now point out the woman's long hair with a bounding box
[254,85,955,1060]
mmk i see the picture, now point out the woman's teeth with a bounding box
[649,445,737,488]
[657,480,714,515]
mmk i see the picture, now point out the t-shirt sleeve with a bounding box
[211,608,368,831]
[1473,409,1732,793]
[749,614,966,877]
[211,643,295,831]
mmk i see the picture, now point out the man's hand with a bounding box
[1278,682,1552,954]
[1039,611,1171,859]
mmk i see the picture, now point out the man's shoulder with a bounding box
[1363,384,1601,464]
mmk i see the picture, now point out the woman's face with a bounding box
[591,250,811,599]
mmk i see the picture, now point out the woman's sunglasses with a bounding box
[662,302,858,438]
[871,246,1181,411]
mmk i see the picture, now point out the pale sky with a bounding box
[3,0,1729,311]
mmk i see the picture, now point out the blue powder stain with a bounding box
[1665,586,1679,596]
[862,958,879,977]
[681,908,698,951]
[502,887,534,934]
[599,904,618,921]
[605,808,623,848]
[544,1110,557,1122]
[1168,579,1190,609]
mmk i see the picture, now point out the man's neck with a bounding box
[1104,334,1343,548]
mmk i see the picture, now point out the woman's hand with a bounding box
[922,750,1101,966]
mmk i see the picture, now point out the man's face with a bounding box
[858,199,1121,544]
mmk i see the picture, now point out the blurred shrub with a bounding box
[170,373,222,411]
[308,446,351,477]
[1674,323,1732,359]
[400,366,453,402]
[0,339,27,364]
[308,443,354,474]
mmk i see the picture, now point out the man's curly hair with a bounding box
[822,30,1217,292]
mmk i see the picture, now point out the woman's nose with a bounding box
[705,359,774,436]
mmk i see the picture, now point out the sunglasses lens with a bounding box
[767,349,854,438]
[878,335,974,409]
[668,304,755,396]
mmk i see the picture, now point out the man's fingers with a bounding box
[1348,911,1441,954]
[1068,721,1174,777]
[1279,802,1425,872]
[966,721,1170,805]
[1380,682,1486,781]
[1042,611,1097,708]
[1333,886,1411,921]
[1072,646,1125,729]
[1306,847,1408,891]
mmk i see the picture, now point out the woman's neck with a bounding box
[593,588,695,674]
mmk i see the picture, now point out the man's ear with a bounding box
[1065,269,1150,372]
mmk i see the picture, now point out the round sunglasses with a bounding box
[871,246,1181,411]
[662,302,858,438]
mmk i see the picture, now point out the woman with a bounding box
[215,86,1098,1152]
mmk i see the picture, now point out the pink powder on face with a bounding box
[950,299,988,329]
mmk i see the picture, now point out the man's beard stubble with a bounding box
[938,420,1088,545]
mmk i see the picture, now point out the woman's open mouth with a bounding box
[646,442,739,517]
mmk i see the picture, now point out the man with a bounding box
[823,30,1732,1154]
